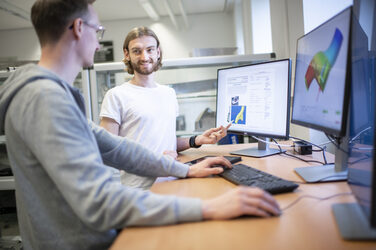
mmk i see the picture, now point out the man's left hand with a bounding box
[186,156,232,178]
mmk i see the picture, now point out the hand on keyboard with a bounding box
[186,156,232,178]
[202,186,281,219]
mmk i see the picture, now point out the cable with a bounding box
[281,192,352,211]
[289,135,328,164]
[271,138,283,153]
[251,136,294,148]
[311,149,324,152]
[288,135,325,151]
[282,151,327,165]
[349,126,372,144]
[325,133,349,154]
[316,140,333,147]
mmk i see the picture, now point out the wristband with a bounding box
[189,135,201,148]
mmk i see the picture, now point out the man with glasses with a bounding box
[0,0,280,249]
[70,21,105,40]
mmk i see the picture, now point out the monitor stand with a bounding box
[230,138,284,158]
[332,203,376,240]
[294,140,348,183]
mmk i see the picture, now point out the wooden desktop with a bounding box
[110,143,376,250]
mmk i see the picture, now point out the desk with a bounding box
[110,143,376,250]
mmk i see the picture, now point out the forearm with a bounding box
[177,135,204,152]
[90,121,189,178]
[176,137,190,152]
[99,117,120,135]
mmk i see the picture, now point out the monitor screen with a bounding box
[332,12,376,238]
[347,11,375,228]
[291,7,351,136]
[347,116,376,228]
[216,59,291,139]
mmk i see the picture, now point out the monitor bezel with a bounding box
[216,58,291,140]
[291,7,352,137]
[349,12,372,138]
[371,116,376,227]
[372,53,376,228]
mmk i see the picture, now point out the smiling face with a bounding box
[124,35,161,75]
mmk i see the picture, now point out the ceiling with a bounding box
[0,0,233,31]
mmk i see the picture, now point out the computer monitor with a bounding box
[332,20,375,238]
[291,7,354,182]
[216,59,291,157]
[332,100,376,240]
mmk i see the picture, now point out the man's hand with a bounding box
[202,187,280,219]
[186,156,232,178]
[195,123,232,146]
[163,150,178,160]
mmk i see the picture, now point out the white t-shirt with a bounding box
[100,82,179,189]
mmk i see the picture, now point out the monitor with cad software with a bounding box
[291,7,353,182]
[216,59,291,157]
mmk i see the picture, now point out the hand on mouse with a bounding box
[186,156,232,178]
[202,187,281,219]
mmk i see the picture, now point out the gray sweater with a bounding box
[0,64,202,250]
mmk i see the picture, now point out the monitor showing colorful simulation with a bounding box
[292,7,351,136]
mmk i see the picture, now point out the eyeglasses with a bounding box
[69,21,105,41]
[83,21,105,41]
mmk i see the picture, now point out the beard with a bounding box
[131,59,159,75]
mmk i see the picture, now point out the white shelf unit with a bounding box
[77,54,276,132]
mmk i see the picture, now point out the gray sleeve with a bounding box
[20,83,202,231]
[88,120,189,178]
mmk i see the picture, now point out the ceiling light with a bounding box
[162,0,178,29]
[0,0,30,21]
[139,0,160,21]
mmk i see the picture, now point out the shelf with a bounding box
[92,53,275,72]
[0,176,15,190]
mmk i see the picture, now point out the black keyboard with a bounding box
[220,163,299,194]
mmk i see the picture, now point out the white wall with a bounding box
[302,0,353,152]
[0,28,40,61]
[303,0,353,33]
[0,11,236,63]
[233,0,245,54]
[251,0,272,53]
[269,0,309,141]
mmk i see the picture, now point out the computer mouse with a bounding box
[211,164,231,170]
